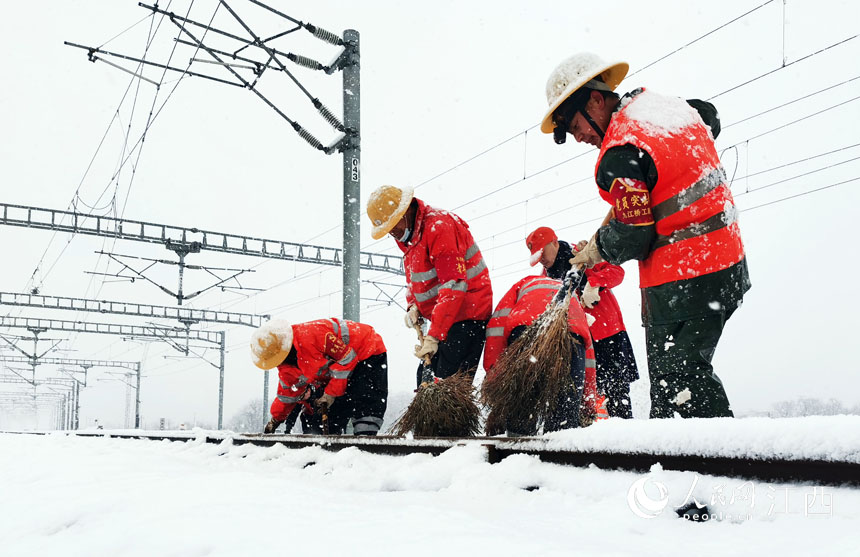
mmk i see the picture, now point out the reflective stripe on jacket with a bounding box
[595,88,745,289]
[269,319,386,420]
[398,198,493,340]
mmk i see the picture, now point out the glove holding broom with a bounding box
[390,314,481,437]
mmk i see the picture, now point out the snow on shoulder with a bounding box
[620,89,702,136]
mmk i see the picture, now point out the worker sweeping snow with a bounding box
[251,318,388,435]
[481,275,605,435]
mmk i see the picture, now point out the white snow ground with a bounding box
[2,418,859,557]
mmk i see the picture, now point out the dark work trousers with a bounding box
[282,403,303,433]
[302,352,389,435]
[504,326,585,435]
[415,319,488,387]
[646,310,735,419]
[593,330,639,419]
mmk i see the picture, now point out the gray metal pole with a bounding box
[218,331,225,430]
[74,379,80,430]
[262,369,269,428]
[134,362,141,429]
[177,251,186,306]
[342,29,361,321]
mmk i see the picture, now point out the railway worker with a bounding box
[251,318,388,435]
[366,185,493,386]
[482,275,603,434]
[526,226,639,418]
[539,52,750,418]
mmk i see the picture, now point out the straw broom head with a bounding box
[480,293,577,435]
[390,370,481,437]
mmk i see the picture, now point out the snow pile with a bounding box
[619,89,702,135]
[533,415,860,463]
[1,432,858,556]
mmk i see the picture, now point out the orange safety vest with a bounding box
[595,89,745,289]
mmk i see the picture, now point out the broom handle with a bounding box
[320,401,329,435]
[574,207,614,289]
[601,207,615,227]
[413,320,434,384]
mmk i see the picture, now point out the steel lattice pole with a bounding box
[135,363,141,429]
[218,332,225,430]
[262,370,269,429]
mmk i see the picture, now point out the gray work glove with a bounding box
[414,335,439,360]
[581,282,601,309]
[570,234,603,269]
[315,392,336,409]
[404,304,421,329]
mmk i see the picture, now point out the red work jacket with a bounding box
[595,88,745,288]
[572,247,628,341]
[269,319,386,421]
[397,198,493,340]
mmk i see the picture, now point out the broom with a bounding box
[389,320,481,437]
[479,282,579,435]
[480,209,614,435]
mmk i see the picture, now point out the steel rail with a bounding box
[13,430,857,488]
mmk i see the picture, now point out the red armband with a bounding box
[323,332,350,361]
[609,178,654,226]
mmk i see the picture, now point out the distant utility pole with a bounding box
[0,354,140,429]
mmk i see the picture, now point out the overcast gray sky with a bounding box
[1,0,858,429]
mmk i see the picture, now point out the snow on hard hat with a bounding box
[540,52,628,134]
[366,185,414,240]
[250,319,293,370]
[526,226,557,266]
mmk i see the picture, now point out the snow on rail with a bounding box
[16,415,860,486]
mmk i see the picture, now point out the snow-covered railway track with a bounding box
[23,430,860,487]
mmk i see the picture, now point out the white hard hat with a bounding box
[540,52,628,134]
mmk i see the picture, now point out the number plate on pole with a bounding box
[351,157,360,182]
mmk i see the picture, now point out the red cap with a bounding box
[525,226,557,266]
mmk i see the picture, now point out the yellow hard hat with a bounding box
[540,52,628,134]
[250,319,294,370]
[366,185,415,240]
